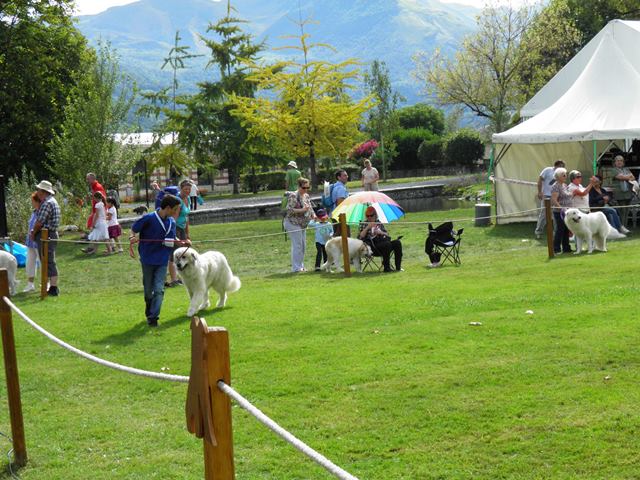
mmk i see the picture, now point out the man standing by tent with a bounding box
[534,160,564,238]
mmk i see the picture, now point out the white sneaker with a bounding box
[620,226,631,234]
[22,284,35,293]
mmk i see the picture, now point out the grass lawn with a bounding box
[1,207,639,479]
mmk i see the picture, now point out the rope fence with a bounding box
[0,293,360,480]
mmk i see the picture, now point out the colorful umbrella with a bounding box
[331,191,405,224]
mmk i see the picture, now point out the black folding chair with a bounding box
[361,236,402,272]
[425,222,463,266]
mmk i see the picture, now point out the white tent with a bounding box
[491,20,640,223]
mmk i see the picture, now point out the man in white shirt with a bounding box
[535,159,565,238]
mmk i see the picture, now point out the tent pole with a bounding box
[593,140,597,175]
[486,144,495,202]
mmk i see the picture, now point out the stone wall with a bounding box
[120,184,446,228]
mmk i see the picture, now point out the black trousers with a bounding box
[371,238,402,271]
[315,242,327,268]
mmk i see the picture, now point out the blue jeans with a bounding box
[599,207,622,230]
[141,263,167,321]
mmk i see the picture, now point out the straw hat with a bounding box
[35,180,55,195]
[287,161,298,169]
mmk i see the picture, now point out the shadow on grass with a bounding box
[0,462,24,480]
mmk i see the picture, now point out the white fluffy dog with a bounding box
[0,250,17,296]
[564,208,625,254]
[321,237,372,273]
[173,247,241,316]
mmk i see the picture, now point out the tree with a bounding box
[517,0,582,101]
[0,0,89,179]
[414,3,538,133]
[48,42,138,196]
[138,30,201,180]
[395,103,445,135]
[231,19,376,189]
[364,60,403,181]
[391,128,437,170]
[564,0,640,47]
[179,1,263,194]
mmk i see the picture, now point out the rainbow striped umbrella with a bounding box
[331,191,405,224]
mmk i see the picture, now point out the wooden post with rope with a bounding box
[186,317,235,479]
[339,213,351,277]
[544,199,554,258]
[40,228,49,299]
[0,269,27,467]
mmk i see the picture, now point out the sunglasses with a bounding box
[301,186,310,189]
[366,214,375,218]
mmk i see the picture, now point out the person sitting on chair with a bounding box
[358,206,402,272]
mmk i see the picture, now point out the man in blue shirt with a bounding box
[331,169,349,211]
[129,195,188,327]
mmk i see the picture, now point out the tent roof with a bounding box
[493,20,640,144]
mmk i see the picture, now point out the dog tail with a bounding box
[227,275,241,293]
[607,227,626,240]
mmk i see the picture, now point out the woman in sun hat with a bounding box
[285,160,301,191]
[29,180,61,296]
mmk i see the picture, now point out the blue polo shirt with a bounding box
[131,210,177,266]
[331,181,349,209]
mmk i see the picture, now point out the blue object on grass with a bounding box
[2,241,27,268]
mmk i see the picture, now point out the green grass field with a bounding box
[1,207,639,479]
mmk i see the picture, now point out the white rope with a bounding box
[490,175,537,186]
[1,296,189,383]
[217,381,359,480]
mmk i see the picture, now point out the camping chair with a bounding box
[362,236,403,272]
[425,222,463,267]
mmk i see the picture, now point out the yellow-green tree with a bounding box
[231,20,376,188]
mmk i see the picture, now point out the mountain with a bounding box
[75,0,479,104]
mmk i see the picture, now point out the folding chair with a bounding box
[362,237,401,272]
[425,222,464,267]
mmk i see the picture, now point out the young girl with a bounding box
[106,197,123,254]
[84,191,110,254]
[23,192,41,292]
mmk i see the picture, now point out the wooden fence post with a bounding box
[544,199,554,258]
[0,269,27,467]
[40,228,49,299]
[186,317,235,479]
[339,213,351,277]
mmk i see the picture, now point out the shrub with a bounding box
[241,171,286,191]
[443,128,485,168]
[349,139,379,160]
[391,128,437,169]
[417,138,445,167]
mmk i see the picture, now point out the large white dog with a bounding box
[564,208,625,254]
[321,237,372,273]
[0,250,17,296]
[173,247,241,316]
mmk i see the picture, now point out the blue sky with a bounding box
[74,0,534,16]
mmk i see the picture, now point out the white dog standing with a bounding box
[173,247,241,316]
[321,237,372,273]
[0,250,18,296]
[564,208,625,254]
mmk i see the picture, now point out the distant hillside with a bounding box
[75,0,479,105]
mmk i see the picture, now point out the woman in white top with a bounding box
[361,159,379,191]
[567,170,595,212]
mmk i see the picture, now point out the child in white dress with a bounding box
[84,192,110,254]
[106,197,123,254]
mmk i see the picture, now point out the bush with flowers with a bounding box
[349,139,379,160]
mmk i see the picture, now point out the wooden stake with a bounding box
[339,213,351,277]
[40,228,49,299]
[544,199,554,258]
[0,269,27,467]
[186,317,235,479]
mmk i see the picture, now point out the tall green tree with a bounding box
[179,0,263,194]
[414,3,538,133]
[565,0,640,47]
[364,60,403,181]
[138,30,201,179]
[48,42,138,195]
[232,19,376,188]
[0,0,89,179]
